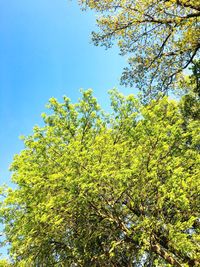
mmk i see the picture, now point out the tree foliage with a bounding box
[1,90,199,266]
[0,259,11,267]
[180,60,200,121]
[80,0,200,98]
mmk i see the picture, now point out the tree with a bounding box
[80,0,200,98]
[180,60,200,121]
[0,90,199,266]
[187,60,200,97]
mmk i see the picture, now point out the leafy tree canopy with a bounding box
[0,90,199,266]
[80,0,200,98]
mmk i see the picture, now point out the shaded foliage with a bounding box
[180,60,200,121]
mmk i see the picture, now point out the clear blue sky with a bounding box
[0,0,133,189]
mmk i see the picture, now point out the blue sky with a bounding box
[0,0,133,189]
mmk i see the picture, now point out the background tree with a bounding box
[180,60,200,121]
[80,0,200,99]
[1,90,199,266]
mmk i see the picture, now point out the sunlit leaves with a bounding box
[0,90,200,266]
[80,0,200,98]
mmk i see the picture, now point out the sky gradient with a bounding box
[0,0,133,189]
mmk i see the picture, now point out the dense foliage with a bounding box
[80,0,200,98]
[1,90,199,266]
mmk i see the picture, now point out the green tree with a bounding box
[189,60,200,96]
[1,90,200,266]
[180,60,200,121]
[80,0,200,98]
